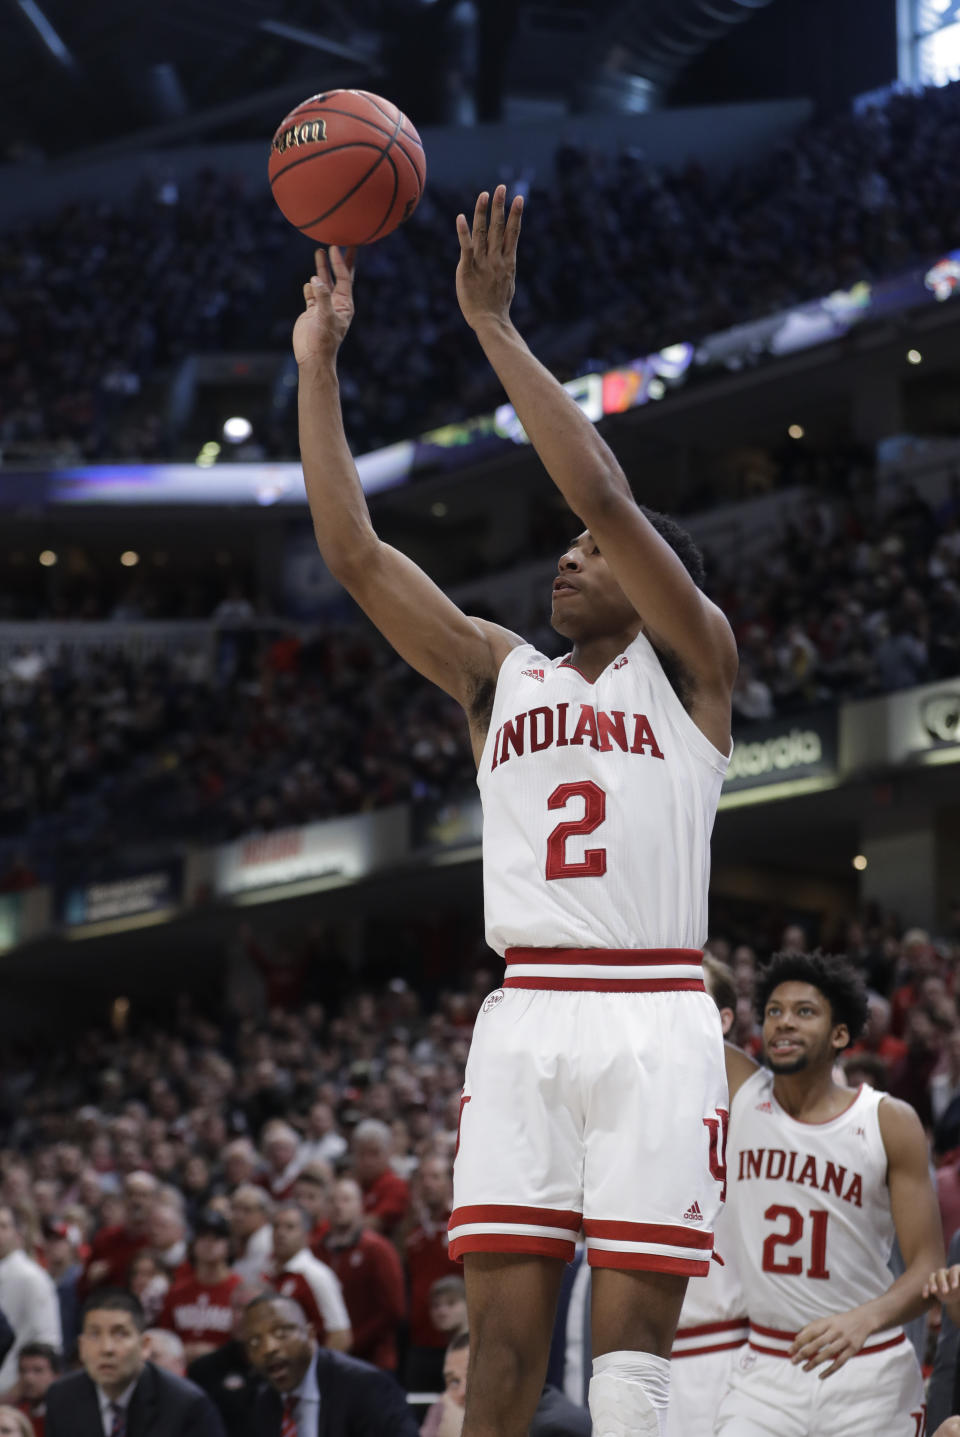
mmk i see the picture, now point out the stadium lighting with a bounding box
[647,378,666,400]
[120,551,140,568]
[852,854,868,871]
[788,424,805,440]
[431,501,448,517]
[907,349,923,364]
[223,416,253,443]
[39,550,57,567]
[196,440,221,469]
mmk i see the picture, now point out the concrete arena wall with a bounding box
[0,97,812,226]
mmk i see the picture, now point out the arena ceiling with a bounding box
[0,0,780,161]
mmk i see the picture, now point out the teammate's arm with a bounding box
[724,1043,758,1103]
[790,1096,944,1379]
[456,187,738,706]
[295,246,520,713]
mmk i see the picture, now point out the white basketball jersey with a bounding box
[728,1069,897,1331]
[477,633,730,955]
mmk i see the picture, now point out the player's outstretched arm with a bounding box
[456,187,737,708]
[295,246,519,715]
[790,1096,944,1380]
[723,1042,758,1103]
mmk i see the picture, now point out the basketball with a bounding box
[268,89,426,246]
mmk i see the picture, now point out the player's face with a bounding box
[551,533,640,641]
[762,982,848,1075]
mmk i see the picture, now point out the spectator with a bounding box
[422,1329,590,1437]
[0,1411,32,1437]
[127,1252,169,1327]
[12,1342,59,1437]
[187,1282,259,1437]
[293,1163,333,1252]
[258,1122,303,1202]
[0,1209,61,1389]
[157,1209,241,1364]
[40,1225,81,1361]
[81,1171,156,1296]
[268,1204,352,1352]
[932,1029,960,1128]
[244,1293,419,1437]
[846,992,908,1073]
[228,1186,273,1287]
[44,1289,224,1436]
[300,1103,348,1167]
[143,1329,186,1378]
[351,1120,410,1237]
[147,1199,190,1285]
[317,1179,405,1372]
[404,1155,461,1392]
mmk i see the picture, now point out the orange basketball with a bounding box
[268,90,426,245]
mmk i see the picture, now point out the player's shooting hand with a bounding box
[293,245,357,365]
[456,184,523,332]
[789,1308,875,1379]
[924,1265,960,1301]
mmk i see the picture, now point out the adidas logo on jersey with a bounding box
[521,668,545,682]
[756,1101,773,1113]
[683,1201,704,1222]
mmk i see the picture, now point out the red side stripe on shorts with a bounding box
[449,1204,582,1231]
[504,947,704,966]
[502,977,706,992]
[584,1219,713,1249]
[588,1250,711,1275]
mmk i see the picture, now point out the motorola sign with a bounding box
[724,711,838,793]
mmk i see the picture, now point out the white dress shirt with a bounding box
[96,1375,138,1435]
[0,1248,62,1387]
[285,1353,320,1436]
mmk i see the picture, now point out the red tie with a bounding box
[281,1395,299,1437]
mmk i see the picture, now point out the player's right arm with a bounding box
[294,246,521,723]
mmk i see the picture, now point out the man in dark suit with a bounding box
[45,1288,225,1437]
[244,1292,419,1436]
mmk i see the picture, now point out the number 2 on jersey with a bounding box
[545,781,607,880]
[762,1205,830,1279]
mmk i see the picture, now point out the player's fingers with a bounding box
[503,193,524,256]
[488,184,507,246]
[818,1351,851,1380]
[455,213,472,255]
[472,191,490,252]
[328,244,355,287]
[314,247,331,283]
[302,281,317,309]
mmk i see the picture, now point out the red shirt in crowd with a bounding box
[846,1032,909,1065]
[405,1217,459,1348]
[309,1219,331,1254]
[361,1169,409,1237]
[81,1225,151,1295]
[16,1399,45,1437]
[158,1272,242,1350]
[318,1230,405,1371]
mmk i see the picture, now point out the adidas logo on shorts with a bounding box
[682,1201,704,1222]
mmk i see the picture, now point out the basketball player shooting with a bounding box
[293,184,738,1437]
[717,951,944,1436]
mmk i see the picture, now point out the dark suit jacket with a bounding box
[189,1339,259,1437]
[531,1384,592,1437]
[253,1349,419,1437]
[45,1360,227,1437]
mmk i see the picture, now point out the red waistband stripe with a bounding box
[502,947,705,994]
[746,1322,905,1359]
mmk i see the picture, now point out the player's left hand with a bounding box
[789,1308,876,1378]
[455,184,523,332]
[923,1265,960,1300]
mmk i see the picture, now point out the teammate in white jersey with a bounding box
[667,955,747,1437]
[293,186,738,1437]
[717,950,943,1437]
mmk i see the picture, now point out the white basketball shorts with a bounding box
[667,1332,747,1437]
[713,1331,926,1437]
[449,948,729,1274]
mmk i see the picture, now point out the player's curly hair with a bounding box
[640,506,706,589]
[754,950,869,1048]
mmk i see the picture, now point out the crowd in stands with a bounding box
[0,905,957,1432]
[5,81,960,462]
[2,466,958,884]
